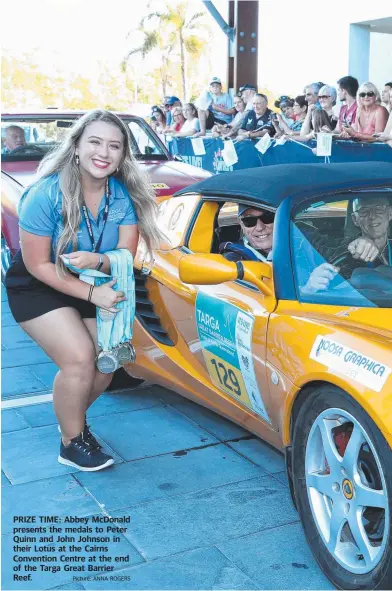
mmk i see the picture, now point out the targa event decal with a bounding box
[310,335,391,392]
[195,291,270,421]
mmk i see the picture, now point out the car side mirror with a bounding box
[179,253,276,308]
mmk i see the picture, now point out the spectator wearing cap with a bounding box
[171,103,200,137]
[239,84,258,110]
[274,95,307,137]
[212,95,247,138]
[381,82,392,112]
[164,96,182,127]
[237,93,276,141]
[335,76,359,134]
[301,82,325,136]
[150,106,167,134]
[194,77,235,137]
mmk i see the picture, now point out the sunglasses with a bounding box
[318,95,330,100]
[359,92,375,98]
[241,211,275,227]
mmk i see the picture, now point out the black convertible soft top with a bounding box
[174,162,392,208]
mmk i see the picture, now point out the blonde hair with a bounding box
[171,107,184,118]
[357,82,381,104]
[36,110,164,275]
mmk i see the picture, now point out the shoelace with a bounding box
[84,424,102,451]
[75,435,101,456]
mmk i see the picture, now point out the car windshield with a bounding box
[1,116,166,162]
[291,190,392,308]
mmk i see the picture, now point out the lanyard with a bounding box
[81,178,110,253]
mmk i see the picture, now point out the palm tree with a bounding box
[123,1,207,101]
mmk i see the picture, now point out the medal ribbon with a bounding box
[62,249,135,352]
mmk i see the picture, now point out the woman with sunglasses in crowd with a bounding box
[342,82,388,142]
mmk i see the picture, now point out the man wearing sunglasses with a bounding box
[220,205,275,262]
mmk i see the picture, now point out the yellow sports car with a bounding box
[129,162,392,590]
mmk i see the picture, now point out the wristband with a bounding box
[95,254,104,271]
[88,284,94,302]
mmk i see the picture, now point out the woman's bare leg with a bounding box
[20,307,96,443]
[82,317,114,409]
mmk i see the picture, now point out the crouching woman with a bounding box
[5,109,162,472]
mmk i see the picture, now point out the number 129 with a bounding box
[211,358,241,396]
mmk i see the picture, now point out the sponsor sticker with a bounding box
[195,291,270,421]
[310,336,391,392]
[151,183,170,189]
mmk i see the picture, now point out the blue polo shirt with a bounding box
[18,173,138,262]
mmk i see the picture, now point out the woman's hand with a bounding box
[90,279,126,313]
[65,251,100,270]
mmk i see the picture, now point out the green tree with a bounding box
[123,1,208,101]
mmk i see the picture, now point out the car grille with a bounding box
[134,269,174,346]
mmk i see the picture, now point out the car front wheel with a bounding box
[292,385,392,590]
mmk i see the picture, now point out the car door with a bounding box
[134,197,279,443]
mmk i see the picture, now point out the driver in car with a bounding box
[303,195,392,294]
[2,125,26,153]
[220,205,274,262]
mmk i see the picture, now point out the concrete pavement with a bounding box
[1,283,333,590]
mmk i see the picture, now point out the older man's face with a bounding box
[5,127,26,150]
[352,197,392,242]
[304,87,318,105]
[240,207,274,253]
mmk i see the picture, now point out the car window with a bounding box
[127,121,165,157]
[157,194,200,248]
[1,116,166,162]
[292,190,392,308]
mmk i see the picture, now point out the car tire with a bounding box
[292,384,392,590]
[1,233,12,284]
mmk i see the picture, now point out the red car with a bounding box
[1,110,210,280]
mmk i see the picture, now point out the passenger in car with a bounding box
[220,205,274,262]
[2,125,26,153]
[302,196,392,294]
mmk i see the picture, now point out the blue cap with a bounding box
[165,96,180,106]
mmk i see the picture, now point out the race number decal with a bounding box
[195,291,270,421]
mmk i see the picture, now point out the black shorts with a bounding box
[5,250,96,323]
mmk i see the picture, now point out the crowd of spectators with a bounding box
[149,77,392,148]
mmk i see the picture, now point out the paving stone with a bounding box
[83,546,258,590]
[75,443,265,512]
[1,300,11,315]
[1,527,142,591]
[1,366,48,397]
[113,475,299,560]
[164,396,249,441]
[85,388,163,419]
[227,438,285,474]
[91,404,219,461]
[1,312,17,327]
[1,346,52,368]
[1,284,7,301]
[17,402,58,428]
[1,409,30,433]
[1,471,11,487]
[27,363,58,389]
[2,475,101,535]
[217,522,334,590]
[2,425,123,484]
[273,470,289,488]
[1,325,35,349]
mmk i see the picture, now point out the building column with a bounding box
[349,24,370,83]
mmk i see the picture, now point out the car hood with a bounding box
[2,160,211,196]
